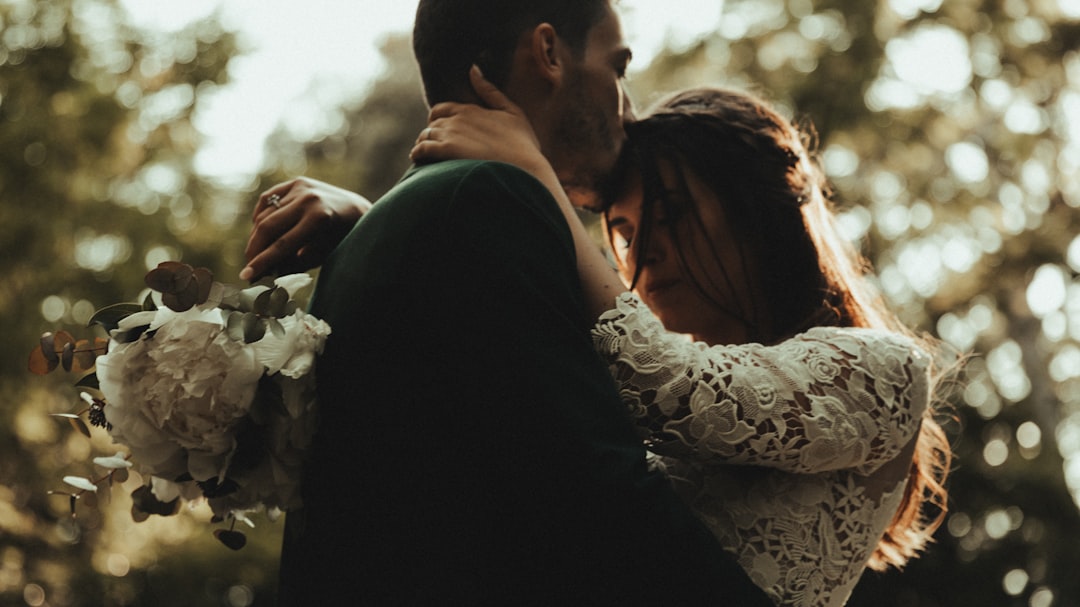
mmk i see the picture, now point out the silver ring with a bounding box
[267,194,282,209]
[422,127,432,141]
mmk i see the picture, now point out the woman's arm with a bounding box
[241,178,371,281]
[411,66,627,322]
[593,293,930,475]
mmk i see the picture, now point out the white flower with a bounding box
[273,273,313,297]
[96,307,264,483]
[249,310,331,378]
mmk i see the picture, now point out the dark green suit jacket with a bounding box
[278,160,770,606]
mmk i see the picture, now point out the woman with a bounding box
[244,75,952,606]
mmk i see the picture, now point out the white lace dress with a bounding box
[592,293,929,607]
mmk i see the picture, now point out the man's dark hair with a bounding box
[413,0,610,106]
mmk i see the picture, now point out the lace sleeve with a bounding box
[592,293,929,475]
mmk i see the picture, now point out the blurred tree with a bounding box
[261,32,429,200]
[625,0,1080,605]
[0,0,281,605]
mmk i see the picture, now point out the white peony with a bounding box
[249,310,331,378]
[96,307,264,485]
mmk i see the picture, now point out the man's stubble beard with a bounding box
[551,71,621,208]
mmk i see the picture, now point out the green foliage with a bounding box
[0,1,278,605]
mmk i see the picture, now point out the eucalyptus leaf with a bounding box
[242,313,266,344]
[60,342,74,372]
[72,340,96,373]
[67,416,92,438]
[39,333,58,364]
[130,485,180,518]
[142,291,158,312]
[268,286,289,317]
[75,372,100,390]
[253,288,273,316]
[63,476,98,492]
[89,303,143,332]
[226,311,246,342]
[28,345,58,375]
[111,324,150,344]
[193,267,214,305]
[238,286,269,312]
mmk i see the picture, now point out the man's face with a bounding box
[548,5,632,203]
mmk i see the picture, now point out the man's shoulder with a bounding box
[387,159,553,209]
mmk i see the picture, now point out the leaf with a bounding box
[63,476,98,492]
[28,345,58,375]
[145,262,193,293]
[67,416,92,438]
[253,288,272,316]
[130,506,149,523]
[60,341,74,372]
[72,340,96,373]
[226,311,246,342]
[267,286,290,317]
[75,372,100,390]
[112,468,129,484]
[215,283,241,309]
[238,286,269,312]
[130,485,180,518]
[193,267,214,305]
[39,333,58,364]
[111,324,150,344]
[242,313,266,344]
[81,491,98,509]
[89,303,142,332]
[95,483,112,508]
[142,291,158,312]
[93,453,133,469]
[162,285,197,312]
[54,330,75,354]
[213,529,247,551]
[196,476,240,498]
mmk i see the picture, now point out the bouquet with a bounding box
[29,262,330,549]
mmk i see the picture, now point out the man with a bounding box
[275,1,771,604]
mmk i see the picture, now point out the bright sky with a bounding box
[117,0,724,185]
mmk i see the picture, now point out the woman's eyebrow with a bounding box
[606,216,629,229]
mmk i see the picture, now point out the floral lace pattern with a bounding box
[594,293,929,606]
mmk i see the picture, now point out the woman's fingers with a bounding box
[243,207,305,280]
[253,181,297,222]
[468,65,515,113]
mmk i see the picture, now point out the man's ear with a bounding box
[527,23,564,88]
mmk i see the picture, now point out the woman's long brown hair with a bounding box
[606,87,953,570]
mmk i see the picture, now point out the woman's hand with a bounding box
[241,177,371,281]
[410,66,550,179]
[414,65,628,321]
